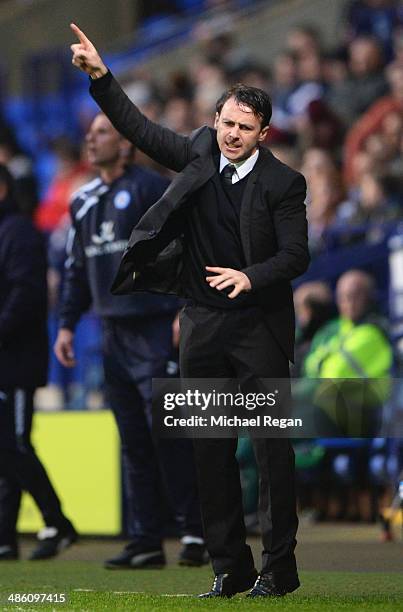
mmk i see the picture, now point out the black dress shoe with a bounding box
[0,544,19,561]
[247,571,300,597]
[178,542,208,567]
[198,569,258,598]
[29,522,78,560]
[104,543,166,569]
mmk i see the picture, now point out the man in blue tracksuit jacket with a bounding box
[55,113,204,569]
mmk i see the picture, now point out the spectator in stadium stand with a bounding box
[0,164,78,562]
[381,110,403,167]
[350,98,402,178]
[270,51,299,132]
[337,171,403,232]
[388,123,403,177]
[335,158,372,222]
[302,269,393,520]
[161,96,194,134]
[271,49,325,136]
[35,137,92,234]
[54,113,205,570]
[165,68,194,102]
[300,147,338,188]
[347,149,380,204]
[295,99,344,151]
[196,31,253,76]
[306,169,348,254]
[293,281,335,377]
[292,281,335,521]
[344,61,403,184]
[191,1,237,54]
[191,57,228,125]
[70,23,309,599]
[0,125,38,217]
[268,144,300,171]
[393,27,403,64]
[300,147,337,181]
[327,37,388,129]
[345,0,403,62]
[286,24,322,60]
[323,48,352,128]
[304,269,392,412]
[232,64,271,93]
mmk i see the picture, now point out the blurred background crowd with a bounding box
[1,0,403,534]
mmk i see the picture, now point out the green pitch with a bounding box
[0,526,402,611]
[0,564,402,611]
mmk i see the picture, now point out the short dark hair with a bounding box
[215,84,272,128]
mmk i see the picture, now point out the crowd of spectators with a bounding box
[117,2,403,257]
[1,0,402,526]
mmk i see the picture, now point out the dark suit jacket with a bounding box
[0,208,48,388]
[90,72,310,361]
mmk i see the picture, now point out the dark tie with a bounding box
[221,163,236,186]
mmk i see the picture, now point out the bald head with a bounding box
[336,270,375,322]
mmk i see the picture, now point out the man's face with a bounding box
[214,97,269,162]
[85,114,122,167]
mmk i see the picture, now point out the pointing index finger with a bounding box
[70,23,91,47]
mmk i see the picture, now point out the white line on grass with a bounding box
[113,591,145,595]
[112,592,190,597]
[73,588,95,592]
[73,589,192,597]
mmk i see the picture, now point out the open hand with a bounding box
[70,23,108,79]
[206,266,252,299]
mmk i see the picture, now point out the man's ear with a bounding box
[258,125,269,142]
[214,112,220,129]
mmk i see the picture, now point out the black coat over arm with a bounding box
[90,71,310,361]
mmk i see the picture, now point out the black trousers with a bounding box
[0,388,67,546]
[103,316,203,546]
[179,304,298,576]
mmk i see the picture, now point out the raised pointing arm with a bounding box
[70,23,191,171]
[70,23,108,79]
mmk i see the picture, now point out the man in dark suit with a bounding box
[0,164,77,561]
[70,23,310,598]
